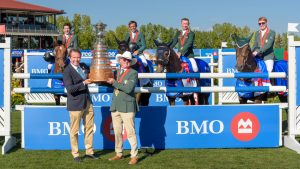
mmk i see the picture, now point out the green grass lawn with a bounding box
[1,110,300,169]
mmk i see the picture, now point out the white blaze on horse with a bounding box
[154,40,211,106]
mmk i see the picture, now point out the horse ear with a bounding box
[154,40,160,47]
[246,33,254,42]
[167,40,173,47]
[230,33,238,43]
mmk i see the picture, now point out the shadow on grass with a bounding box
[282,119,288,134]
[94,150,114,157]
[138,149,164,162]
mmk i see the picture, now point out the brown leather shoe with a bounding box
[108,155,123,161]
[128,157,138,165]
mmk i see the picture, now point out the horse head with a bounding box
[154,40,180,73]
[231,33,256,72]
[53,44,67,73]
[115,37,138,54]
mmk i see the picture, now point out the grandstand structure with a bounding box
[0,0,64,49]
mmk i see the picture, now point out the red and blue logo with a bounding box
[230,112,260,141]
[102,116,128,142]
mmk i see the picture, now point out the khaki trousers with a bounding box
[111,111,138,158]
[69,100,94,158]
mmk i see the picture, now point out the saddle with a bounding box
[237,58,288,99]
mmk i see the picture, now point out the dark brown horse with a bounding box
[154,40,210,106]
[115,38,152,106]
[231,34,287,104]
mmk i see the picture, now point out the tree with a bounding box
[105,30,118,49]
[274,34,284,49]
[72,14,81,36]
[79,15,94,49]
[56,15,70,34]
[115,25,128,40]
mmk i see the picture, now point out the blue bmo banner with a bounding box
[23,104,280,150]
[0,49,4,107]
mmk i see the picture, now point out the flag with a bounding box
[288,23,299,32]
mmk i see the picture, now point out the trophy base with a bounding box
[91,81,111,86]
[89,70,114,84]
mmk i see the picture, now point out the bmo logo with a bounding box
[230,112,260,142]
[102,116,127,142]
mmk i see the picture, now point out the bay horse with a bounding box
[44,44,68,105]
[154,40,211,106]
[115,38,153,106]
[231,33,287,104]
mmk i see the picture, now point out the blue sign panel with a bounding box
[296,47,300,106]
[23,105,280,150]
[11,49,24,58]
[0,49,4,107]
[222,49,237,87]
[27,54,50,88]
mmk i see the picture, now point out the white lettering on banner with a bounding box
[226,68,237,73]
[176,120,224,134]
[153,81,163,87]
[48,122,62,135]
[156,94,181,102]
[63,122,70,135]
[31,69,48,74]
[92,94,111,102]
[108,52,117,57]
[48,122,96,136]
[81,52,93,57]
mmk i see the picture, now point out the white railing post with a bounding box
[1,37,16,155]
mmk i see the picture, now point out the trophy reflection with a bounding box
[89,22,113,83]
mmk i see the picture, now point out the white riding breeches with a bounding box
[264,59,274,73]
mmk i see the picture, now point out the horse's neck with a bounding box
[247,49,258,71]
[167,50,182,73]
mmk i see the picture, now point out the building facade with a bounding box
[0,0,64,49]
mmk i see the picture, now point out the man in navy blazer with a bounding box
[63,49,98,162]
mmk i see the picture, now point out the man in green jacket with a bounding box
[170,18,195,58]
[125,20,146,56]
[107,51,139,165]
[57,23,78,54]
[125,20,151,89]
[252,16,276,73]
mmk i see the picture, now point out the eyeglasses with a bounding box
[258,22,266,26]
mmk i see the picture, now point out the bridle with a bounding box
[156,46,171,67]
[236,43,254,71]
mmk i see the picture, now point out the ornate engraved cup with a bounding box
[89,22,113,83]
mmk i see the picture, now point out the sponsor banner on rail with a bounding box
[23,104,280,150]
[11,49,24,58]
[0,48,4,107]
[25,50,212,106]
[222,49,237,86]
